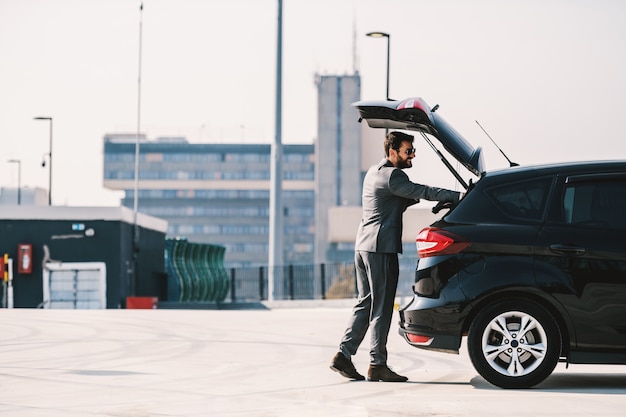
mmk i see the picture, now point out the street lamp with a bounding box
[34,116,53,206]
[7,159,21,205]
[366,31,391,100]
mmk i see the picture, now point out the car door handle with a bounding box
[549,244,586,256]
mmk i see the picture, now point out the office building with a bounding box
[103,136,315,267]
[314,74,363,263]
[102,74,364,268]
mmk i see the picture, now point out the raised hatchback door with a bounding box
[353,97,485,176]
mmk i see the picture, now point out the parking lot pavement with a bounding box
[1,305,626,416]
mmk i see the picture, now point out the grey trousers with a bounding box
[339,250,399,365]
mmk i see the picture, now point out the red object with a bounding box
[0,254,5,281]
[406,333,433,345]
[17,244,32,274]
[416,227,470,258]
[396,97,430,112]
[126,296,158,309]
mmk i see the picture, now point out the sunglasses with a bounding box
[397,147,416,155]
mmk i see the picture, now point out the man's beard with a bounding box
[399,159,412,169]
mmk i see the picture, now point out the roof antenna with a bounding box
[475,120,519,167]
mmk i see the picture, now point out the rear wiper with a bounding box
[475,120,519,167]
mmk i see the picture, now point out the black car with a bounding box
[354,97,626,389]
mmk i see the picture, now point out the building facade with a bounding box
[102,73,373,269]
[103,136,315,267]
[0,206,167,308]
[314,74,363,264]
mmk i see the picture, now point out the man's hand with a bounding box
[432,200,457,214]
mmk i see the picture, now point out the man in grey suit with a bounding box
[330,131,462,382]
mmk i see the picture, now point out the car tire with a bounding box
[467,298,561,389]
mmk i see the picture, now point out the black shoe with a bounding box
[367,364,408,382]
[330,352,365,380]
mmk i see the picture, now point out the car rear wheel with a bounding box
[467,299,561,389]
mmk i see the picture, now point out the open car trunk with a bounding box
[353,97,486,188]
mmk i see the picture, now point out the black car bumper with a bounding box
[398,302,464,354]
[398,324,462,354]
[397,282,467,354]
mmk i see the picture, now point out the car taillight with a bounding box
[405,333,433,345]
[416,227,470,258]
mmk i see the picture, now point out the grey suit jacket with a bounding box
[355,158,462,254]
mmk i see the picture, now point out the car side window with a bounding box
[562,180,626,230]
[486,178,551,221]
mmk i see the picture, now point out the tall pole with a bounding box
[132,1,144,297]
[7,159,21,205]
[385,34,390,100]
[134,1,143,221]
[366,32,391,100]
[48,119,52,204]
[268,0,284,301]
[34,116,53,205]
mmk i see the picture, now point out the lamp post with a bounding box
[366,31,391,100]
[34,116,53,205]
[268,0,284,301]
[130,1,145,298]
[7,159,21,205]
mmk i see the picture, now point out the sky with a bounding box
[1,0,626,206]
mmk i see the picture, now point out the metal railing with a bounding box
[226,256,419,302]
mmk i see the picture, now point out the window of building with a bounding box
[224,153,269,163]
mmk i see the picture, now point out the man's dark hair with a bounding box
[384,131,414,156]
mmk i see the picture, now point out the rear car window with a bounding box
[562,179,626,230]
[486,178,552,221]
